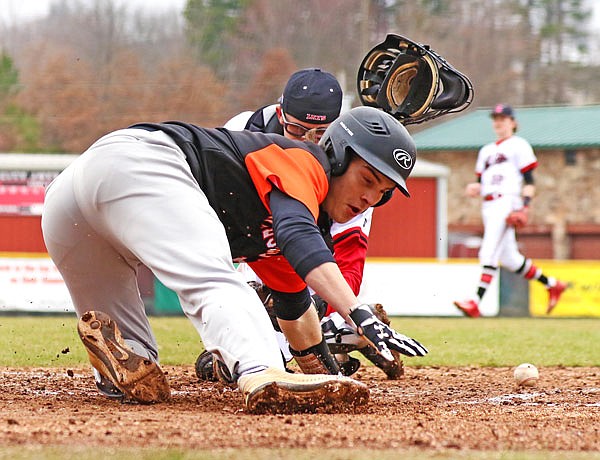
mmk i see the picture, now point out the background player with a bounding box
[454,104,567,318]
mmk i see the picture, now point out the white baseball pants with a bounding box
[479,195,525,271]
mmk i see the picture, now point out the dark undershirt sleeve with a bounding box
[523,169,534,185]
[269,188,335,280]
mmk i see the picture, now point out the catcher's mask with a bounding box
[319,106,416,201]
[357,34,473,125]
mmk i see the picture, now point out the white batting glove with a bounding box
[349,304,428,361]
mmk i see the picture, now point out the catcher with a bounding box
[196,33,474,381]
[454,104,568,318]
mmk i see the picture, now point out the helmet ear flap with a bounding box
[374,189,393,207]
[324,141,351,176]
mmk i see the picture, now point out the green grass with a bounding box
[0,315,200,367]
[394,317,600,367]
[0,315,598,368]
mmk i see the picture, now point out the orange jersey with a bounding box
[130,122,331,292]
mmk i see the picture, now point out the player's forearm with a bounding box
[465,182,481,197]
[305,262,359,321]
[522,184,535,206]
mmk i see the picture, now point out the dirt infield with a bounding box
[1,365,599,452]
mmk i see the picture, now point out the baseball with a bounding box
[514,363,539,387]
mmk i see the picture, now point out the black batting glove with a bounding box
[349,304,428,361]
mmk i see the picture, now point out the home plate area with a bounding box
[0,366,598,451]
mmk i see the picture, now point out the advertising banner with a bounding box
[0,170,58,216]
[529,260,600,317]
[2,254,597,317]
[359,259,500,316]
[0,254,73,313]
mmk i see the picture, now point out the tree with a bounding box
[225,0,364,108]
[0,53,18,102]
[1,0,599,153]
[184,0,248,75]
[238,48,297,110]
[18,50,102,152]
[143,55,228,127]
[0,52,20,150]
[0,52,42,151]
[533,0,592,103]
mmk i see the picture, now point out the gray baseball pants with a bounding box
[41,128,283,377]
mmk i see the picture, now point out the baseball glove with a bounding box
[357,34,473,125]
[194,350,234,384]
[506,208,528,228]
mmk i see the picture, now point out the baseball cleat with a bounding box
[94,368,124,400]
[77,311,171,404]
[453,299,481,318]
[238,367,369,415]
[546,281,568,314]
[195,350,217,382]
[195,350,234,384]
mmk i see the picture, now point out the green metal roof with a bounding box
[411,104,600,151]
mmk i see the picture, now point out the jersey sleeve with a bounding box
[248,256,306,293]
[514,137,538,173]
[245,146,329,220]
[474,144,488,176]
[223,111,254,131]
[329,208,373,295]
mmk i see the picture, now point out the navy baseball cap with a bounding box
[281,68,342,124]
[490,103,515,118]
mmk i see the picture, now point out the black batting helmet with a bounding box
[319,106,416,198]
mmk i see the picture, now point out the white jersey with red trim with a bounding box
[476,135,537,198]
[330,207,373,238]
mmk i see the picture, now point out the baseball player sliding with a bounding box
[454,104,567,318]
[40,33,472,415]
[42,105,428,414]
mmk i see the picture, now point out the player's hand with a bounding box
[465,182,481,197]
[349,304,428,361]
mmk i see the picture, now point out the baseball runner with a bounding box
[454,104,567,318]
[41,105,428,414]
